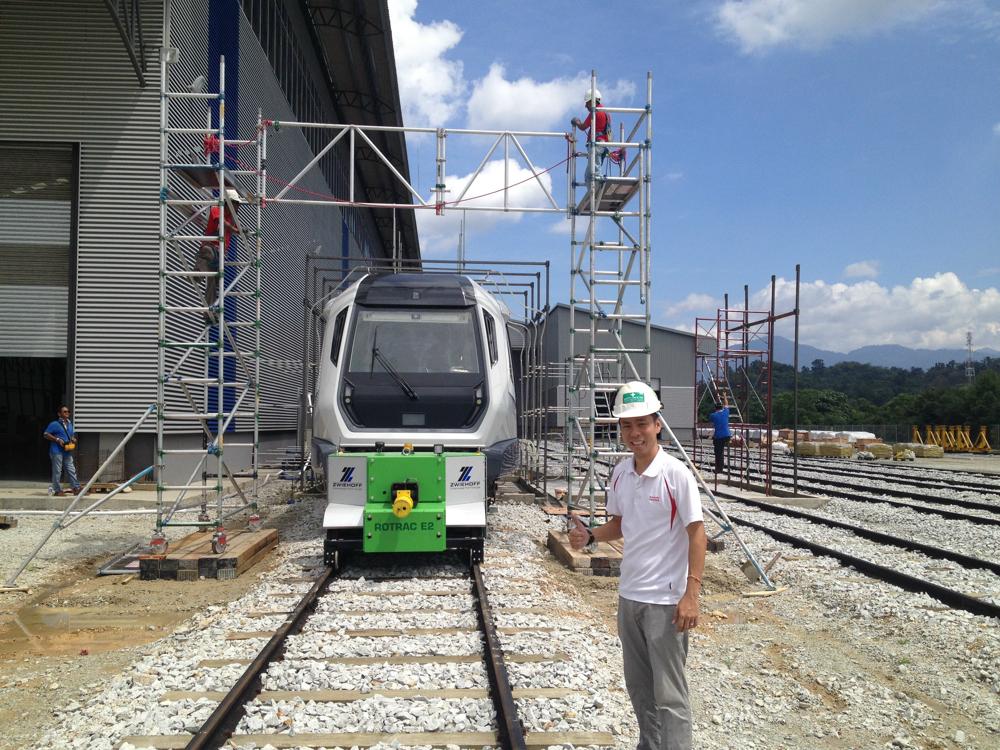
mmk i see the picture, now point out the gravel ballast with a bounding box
[0,470,995,750]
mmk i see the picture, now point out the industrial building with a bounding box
[0,0,418,480]
[540,304,696,442]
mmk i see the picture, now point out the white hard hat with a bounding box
[583,87,602,104]
[224,188,245,204]
[612,381,662,418]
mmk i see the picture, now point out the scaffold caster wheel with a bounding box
[211,528,228,555]
[150,534,168,555]
[247,513,262,532]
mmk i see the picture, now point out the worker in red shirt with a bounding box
[195,188,243,320]
[571,88,625,181]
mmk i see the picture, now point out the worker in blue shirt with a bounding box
[43,405,83,496]
[708,395,732,473]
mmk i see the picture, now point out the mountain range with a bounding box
[772,336,1000,371]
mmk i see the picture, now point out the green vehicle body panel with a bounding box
[360,452,477,553]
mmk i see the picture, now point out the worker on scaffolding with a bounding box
[571,88,624,181]
[709,394,732,473]
[569,381,705,750]
[195,188,244,322]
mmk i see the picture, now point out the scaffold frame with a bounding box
[155,47,263,554]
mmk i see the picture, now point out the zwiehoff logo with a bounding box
[449,465,482,489]
[331,465,362,488]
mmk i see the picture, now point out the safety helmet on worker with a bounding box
[224,188,245,204]
[583,87,602,105]
[612,381,662,418]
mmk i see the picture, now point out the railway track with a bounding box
[765,469,1000,523]
[719,499,1000,620]
[674,449,1000,524]
[771,455,1000,496]
[121,553,615,750]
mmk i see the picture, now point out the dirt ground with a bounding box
[2,506,995,750]
[0,496,309,750]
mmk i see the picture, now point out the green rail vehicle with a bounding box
[323,447,487,566]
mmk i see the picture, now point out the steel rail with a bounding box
[677,450,1000,523]
[727,514,1000,619]
[769,453,1000,490]
[766,465,1000,512]
[771,457,1000,496]
[184,566,336,750]
[767,474,1000,524]
[472,563,528,749]
[716,491,1000,576]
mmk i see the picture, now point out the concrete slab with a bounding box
[0,480,255,513]
[708,482,830,510]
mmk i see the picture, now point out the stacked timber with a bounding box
[893,442,944,458]
[866,443,894,459]
[794,442,821,456]
[818,443,853,458]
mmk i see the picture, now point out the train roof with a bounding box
[354,273,477,308]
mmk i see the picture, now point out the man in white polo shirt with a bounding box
[570,381,706,750]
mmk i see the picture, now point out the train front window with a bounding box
[347,309,482,375]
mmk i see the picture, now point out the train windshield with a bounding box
[347,309,482,375]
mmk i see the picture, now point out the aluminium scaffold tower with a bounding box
[155,48,263,555]
[566,73,653,516]
[566,74,775,587]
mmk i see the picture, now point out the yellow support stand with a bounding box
[910,425,924,444]
[973,425,993,453]
[956,426,975,452]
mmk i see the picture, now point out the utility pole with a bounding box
[965,331,975,385]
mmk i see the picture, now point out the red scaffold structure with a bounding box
[694,268,801,496]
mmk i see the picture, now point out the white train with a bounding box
[311,272,518,564]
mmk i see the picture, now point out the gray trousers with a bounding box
[617,596,692,750]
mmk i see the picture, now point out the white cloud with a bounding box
[416,158,554,256]
[388,0,466,126]
[715,0,944,53]
[467,64,637,131]
[750,272,1000,351]
[664,292,720,319]
[843,260,879,278]
[548,218,572,236]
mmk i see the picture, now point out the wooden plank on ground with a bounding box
[541,506,608,518]
[226,626,554,640]
[120,731,614,749]
[140,529,277,581]
[546,530,621,577]
[196,651,570,669]
[161,687,580,703]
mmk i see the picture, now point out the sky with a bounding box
[384,0,1000,353]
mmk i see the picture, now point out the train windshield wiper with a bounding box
[372,346,419,401]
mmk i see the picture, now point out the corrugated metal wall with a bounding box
[540,305,696,433]
[0,0,163,428]
[0,0,379,437]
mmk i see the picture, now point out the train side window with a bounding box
[330,307,349,365]
[483,311,498,366]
